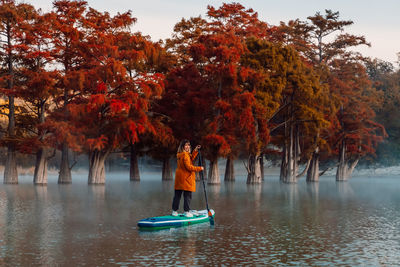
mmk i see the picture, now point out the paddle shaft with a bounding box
[198,150,214,225]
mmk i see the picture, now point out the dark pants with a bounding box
[172,190,192,212]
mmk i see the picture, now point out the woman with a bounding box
[172,139,204,217]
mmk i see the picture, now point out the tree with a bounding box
[67,8,164,184]
[366,59,400,165]
[47,0,88,184]
[240,38,284,183]
[0,0,36,184]
[117,32,173,181]
[16,9,59,185]
[280,10,371,182]
[329,57,386,181]
[188,3,271,184]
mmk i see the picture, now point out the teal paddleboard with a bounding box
[137,209,215,231]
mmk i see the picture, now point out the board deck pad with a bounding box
[138,209,215,230]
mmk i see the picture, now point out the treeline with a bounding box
[0,1,396,185]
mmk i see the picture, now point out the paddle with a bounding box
[197,149,214,226]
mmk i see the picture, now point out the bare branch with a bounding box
[296,158,311,178]
[270,121,288,134]
[242,159,250,174]
[348,157,360,174]
[69,153,78,170]
[268,102,290,123]
[319,163,339,176]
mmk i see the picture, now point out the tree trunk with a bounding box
[58,142,72,184]
[106,155,115,172]
[4,23,18,184]
[281,124,297,183]
[336,162,348,181]
[88,150,108,184]
[336,139,348,181]
[162,157,173,180]
[280,144,288,182]
[208,157,220,184]
[336,145,360,182]
[260,154,264,180]
[129,144,140,181]
[4,143,18,184]
[307,151,320,182]
[34,102,49,185]
[203,160,208,181]
[34,148,48,185]
[247,153,262,184]
[224,156,235,181]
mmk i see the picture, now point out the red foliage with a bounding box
[328,58,387,158]
[59,7,165,155]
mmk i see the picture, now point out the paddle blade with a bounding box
[208,210,215,226]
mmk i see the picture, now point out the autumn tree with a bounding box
[166,3,274,184]
[280,10,373,181]
[329,57,386,181]
[45,0,88,184]
[155,62,212,179]
[0,0,37,184]
[239,38,283,183]
[117,32,173,181]
[16,9,59,184]
[366,59,400,165]
[243,37,329,183]
[67,8,163,184]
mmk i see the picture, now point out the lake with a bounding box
[0,172,399,266]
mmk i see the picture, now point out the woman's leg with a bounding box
[183,191,192,212]
[172,190,183,211]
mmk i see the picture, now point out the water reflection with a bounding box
[0,175,399,265]
[336,181,354,197]
[208,184,221,200]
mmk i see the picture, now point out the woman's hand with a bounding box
[194,145,201,151]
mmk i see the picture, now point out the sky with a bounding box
[34,0,400,65]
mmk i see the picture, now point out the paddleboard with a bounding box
[137,209,215,230]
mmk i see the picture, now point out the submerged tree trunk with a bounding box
[58,142,72,184]
[307,132,320,182]
[336,140,360,181]
[162,157,173,180]
[307,150,320,182]
[88,150,108,184]
[4,24,18,184]
[4,95,18,184]
[208,157,220,184]
[203,160,208,181]
[336,139,347,181]
[130,144,140,181]
[246,153,262,184]
[34,148,48,185]
[260,154,264,180]
[4,143,18,184]
[33,101,51,185]
[281,124,298,183]
[224,156,235,181]
[280,144,288,182]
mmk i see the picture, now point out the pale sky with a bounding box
[34,0,400,64]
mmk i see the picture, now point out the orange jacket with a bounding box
[174,150,203,192]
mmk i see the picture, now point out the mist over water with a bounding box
[0,171,399,266]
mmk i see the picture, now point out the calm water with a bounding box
[0,172,399,266]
